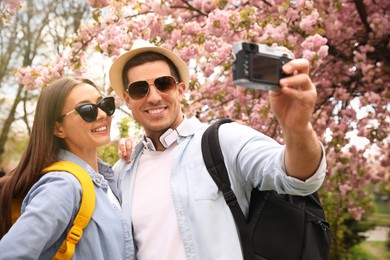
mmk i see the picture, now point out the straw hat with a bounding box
[109,39,190,99]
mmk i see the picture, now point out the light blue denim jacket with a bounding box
[114,117,326,260]
[0,150,132,260]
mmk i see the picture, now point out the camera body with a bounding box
[232,42,293,91]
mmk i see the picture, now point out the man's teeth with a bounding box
[92,126,107,132]
[149,108,164,114]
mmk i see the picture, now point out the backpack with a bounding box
[11,161,96,260]
[201,119,331,260]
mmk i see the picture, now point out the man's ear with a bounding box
[54,122,65,138]
[177,82,187,101]
[123,91,133,111]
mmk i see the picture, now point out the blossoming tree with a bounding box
[0,0,21,26]
[4,0,390,258]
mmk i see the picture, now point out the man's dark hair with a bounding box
[122,52,181,89]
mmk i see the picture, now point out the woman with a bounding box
[0,77,131,259]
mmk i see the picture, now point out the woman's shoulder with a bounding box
[26,171,82,206]
[39,170,82,188]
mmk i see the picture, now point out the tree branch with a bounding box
[354,0,372,35]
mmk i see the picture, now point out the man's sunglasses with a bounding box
[60,96,115,122]
[127,75,178,100]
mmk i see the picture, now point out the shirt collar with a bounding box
[57,149,113,192]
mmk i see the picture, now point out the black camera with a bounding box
[232,42,293,91]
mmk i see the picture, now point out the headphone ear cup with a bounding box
[159,129,178,148]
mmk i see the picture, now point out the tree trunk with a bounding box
[0,84,24,165]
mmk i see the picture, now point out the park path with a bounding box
[365,226,389,241]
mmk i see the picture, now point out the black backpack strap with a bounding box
[201,119,255,260]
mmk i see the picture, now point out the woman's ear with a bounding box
[54,122,65,138]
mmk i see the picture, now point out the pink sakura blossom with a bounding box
[204,40,219,53]
[259,24,289,43]
[192,0,216,13]
[299,10,320,32]
[15,0,388,232]
[0,0,21,24]
[339,183,352,196]
[302,50,316,61]
[205,9,232,38]
[368,13,390,38]
[317,45,329,59]
[171,29,182,44]
[85,0,110,9]
[151,2,172,16]
[348,206,364,221]
[301,34,328,50]
[300,34,328,61]
[192,0,203,10]
[183,22,202,36]
[16,57,68,90]
[2,0,21,10]
[304,1,314,9]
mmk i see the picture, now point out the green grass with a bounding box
[351,241,390,260]
[368,199,390,226]
[375,200,390,214]
[368,214,390,227]
[356,199,390,259]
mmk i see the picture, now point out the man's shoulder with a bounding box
[180,116,209,136]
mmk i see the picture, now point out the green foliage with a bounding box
[387,230,390,251]
[117,117,132,138]
[370,199,390,226]
[349,244,377,260]
[97,115,144,166]
[343,219,375,250]
[319,187,375,259]
[97,142,120,166]
[350,241,390,260]
[321,181,390,260]
[117,116,143,139]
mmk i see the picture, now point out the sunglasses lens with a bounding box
[69,97,115,123]
[155,76,176,92]
[77,104,97,122]
[128,81,149,100]
[99,97,115,116]
[127,76,177,100]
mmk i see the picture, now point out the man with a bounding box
[109,39,326,260]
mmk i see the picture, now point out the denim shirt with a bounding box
[114,117,326,260]
[0,150,132,260]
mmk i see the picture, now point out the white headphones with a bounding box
[142,128,179,151]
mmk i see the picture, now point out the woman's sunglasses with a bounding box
[127,75,178,100]
[60,96,115,122]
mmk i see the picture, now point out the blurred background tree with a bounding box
[1,0,389,258]
[0,0,91,168]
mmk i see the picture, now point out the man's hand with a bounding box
[269,58,317,133]
[269,59,322,180]
[118,138,133,163]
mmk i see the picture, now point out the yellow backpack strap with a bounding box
[11,197,23,224]
[42,161,96,260]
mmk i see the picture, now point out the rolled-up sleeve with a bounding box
[273,143,326,195]
[219,122,326,197]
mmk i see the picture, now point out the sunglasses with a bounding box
[127,75,178,100]
[60,96,115,122]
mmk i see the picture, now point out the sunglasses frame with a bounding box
[60,96,115,122]
[127,75,178,100]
